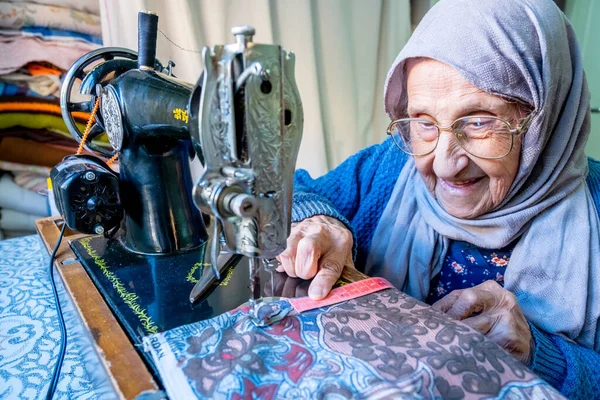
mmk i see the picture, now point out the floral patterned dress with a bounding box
[426,240,515,305]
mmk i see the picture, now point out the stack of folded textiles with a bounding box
[0,0,105,239]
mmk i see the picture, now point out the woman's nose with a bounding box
[432,130,469,179]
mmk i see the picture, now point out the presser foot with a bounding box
[249,299,291,327]
[247,258,288,327]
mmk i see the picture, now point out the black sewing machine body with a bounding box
[49,12,299,379]
[102,68,204,254]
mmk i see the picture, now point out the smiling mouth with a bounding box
[442,177,484,189]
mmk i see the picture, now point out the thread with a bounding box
[76,97,100,155]
[106,153,119,166]
[158,28,202,53]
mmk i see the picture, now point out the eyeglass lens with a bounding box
[390,116,514,158]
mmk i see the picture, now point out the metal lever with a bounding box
[235,62,269,94]
[189,253,242,303]
[210,216,222,280]
[247,258,285,327]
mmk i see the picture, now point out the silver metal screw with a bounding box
[85,171,96,181]
[232,25,255,46]
[165,60,175,76]
[94,225,104,235]
[260,68,270,82]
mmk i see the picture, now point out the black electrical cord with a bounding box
[45,223,68,400]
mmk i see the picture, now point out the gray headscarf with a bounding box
[366,0,600,350]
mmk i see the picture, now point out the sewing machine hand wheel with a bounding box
[60,47,142,157]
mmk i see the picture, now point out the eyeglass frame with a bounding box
[386,113,535,160]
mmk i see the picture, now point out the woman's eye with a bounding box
[468,119,489,129]
[418,122,436,130]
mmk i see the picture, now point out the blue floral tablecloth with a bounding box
[0,235,114,399]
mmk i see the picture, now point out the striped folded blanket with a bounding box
[0,2,101,36]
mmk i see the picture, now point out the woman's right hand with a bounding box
[276,215,355,300]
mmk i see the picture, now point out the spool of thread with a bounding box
[138,11,158,70]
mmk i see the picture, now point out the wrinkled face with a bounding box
[405,59,523,219]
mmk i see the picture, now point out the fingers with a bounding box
[485,310,533,364]
[279,215,353,280]
[462,313,500,335]
[442,281,501,320]
[431,289,463,313]
[436,280,533,364]
[295,235,322,280]
[308,255,344,300]
[278,231,301,278]
[433,283,500,327]
[446,289,492,320]
[462,301,533,364]
[277,216,353,300]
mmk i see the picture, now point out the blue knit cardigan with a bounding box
[292,138,600,398]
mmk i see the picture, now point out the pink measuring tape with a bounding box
[288,277,394,313]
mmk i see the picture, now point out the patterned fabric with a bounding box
[0,236,105,399]
[144,287,564,400]
[426,241,515,304]
[0,2,101,36]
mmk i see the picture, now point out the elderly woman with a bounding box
[277,0,600,397]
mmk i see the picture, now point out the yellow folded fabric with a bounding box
[0,101,90,120]
[0,112,109,144]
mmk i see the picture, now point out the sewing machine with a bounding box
[39,11,303,396]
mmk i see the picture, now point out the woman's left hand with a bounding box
[432,280,533,365]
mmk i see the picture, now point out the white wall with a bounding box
[565,0,600,159]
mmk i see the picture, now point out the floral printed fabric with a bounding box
[426,240,515,304]
[144,286,564,400]
[0,235,107,399]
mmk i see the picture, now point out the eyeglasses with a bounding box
[386,114,533,159]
